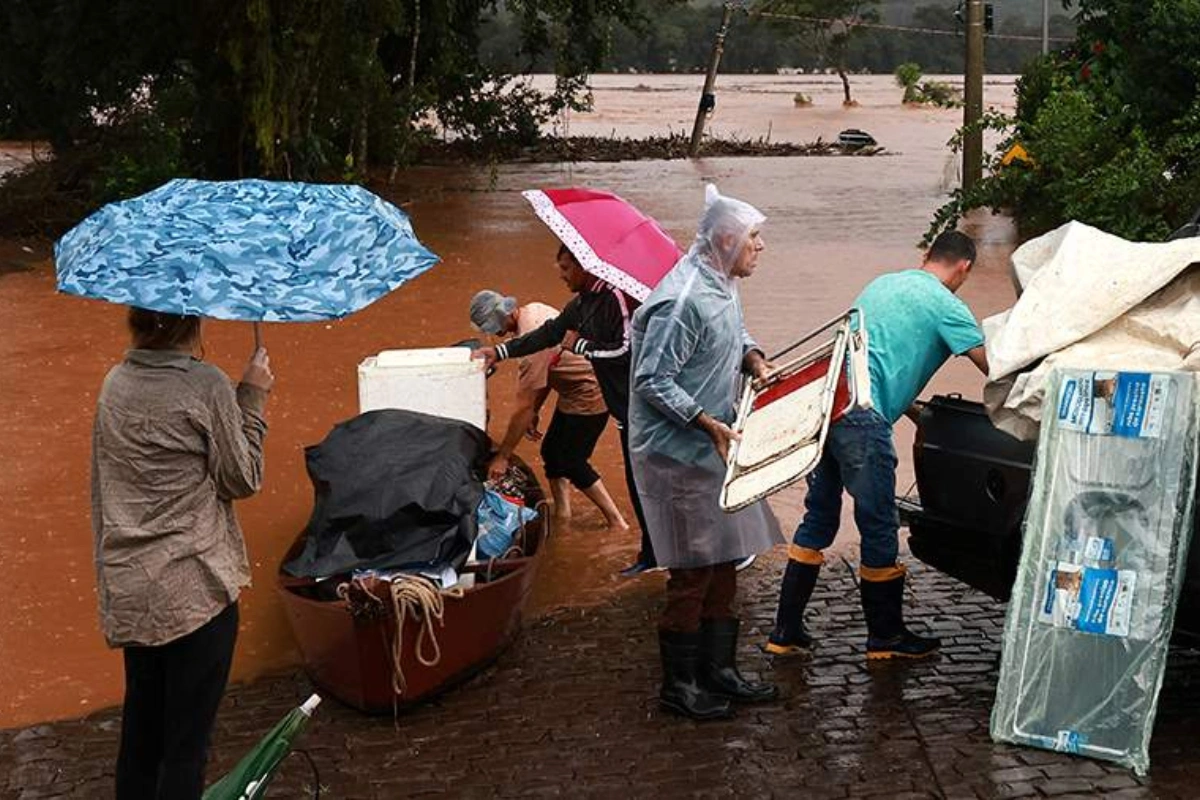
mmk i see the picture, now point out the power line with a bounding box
[753,10,1073,44]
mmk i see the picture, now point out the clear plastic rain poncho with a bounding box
[627,185,783,569]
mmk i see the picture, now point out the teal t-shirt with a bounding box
[854,269,984,424]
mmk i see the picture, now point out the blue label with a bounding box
[1076,568,1119,634]
[1099,539,1114,562]
[1057,379,1077,421]
[1055,730,1086,754]
[1110,372,1151,438]
[1042,569,1057,616]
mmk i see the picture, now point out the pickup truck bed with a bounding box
[900,394,1200,637]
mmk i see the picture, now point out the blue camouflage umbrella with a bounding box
[54,178,439,323]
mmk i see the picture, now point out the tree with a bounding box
[895,62,924,103]
[759,0,880,103]
[0,0,647,232]
[927,0,1200,243]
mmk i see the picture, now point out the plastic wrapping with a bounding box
[628,183,782,568]
[282,409,487,579]
[991,369,1199,775]
[981,221,1200,440]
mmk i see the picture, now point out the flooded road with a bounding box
[0,75,1020,727]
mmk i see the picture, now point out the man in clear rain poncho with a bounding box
[629,185,784,720]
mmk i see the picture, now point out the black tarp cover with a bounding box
[282,409,488,578]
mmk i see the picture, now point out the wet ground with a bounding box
[10,73,1198,796]
[5,550,1200,798]
[0,75,1020,728]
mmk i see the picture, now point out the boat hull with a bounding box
[278,463,547,713]
[278,557,540,713]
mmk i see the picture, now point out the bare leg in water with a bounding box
[582,479,629,529]
[553,477,629,529]
[551,478,573,522]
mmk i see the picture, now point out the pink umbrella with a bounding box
[522,188,683,302]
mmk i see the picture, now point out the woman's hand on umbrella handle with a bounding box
[473,346,498,370]
[242,347,274,393]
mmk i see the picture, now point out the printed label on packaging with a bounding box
[1038,561,1136,637]
[1083,536,1114,565]
[1040,562,1082,628]
[1111,372,1169,438]
[1054,730,1087,754]
[1057,371,1171,438]
[1056,376,1097,433]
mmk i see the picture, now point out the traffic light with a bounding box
[954,2,995,34]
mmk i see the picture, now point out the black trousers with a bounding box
[116,602,239,800]
[541,409,607,489]
[617,422,656,566]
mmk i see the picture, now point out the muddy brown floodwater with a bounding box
[0,74,1020,727]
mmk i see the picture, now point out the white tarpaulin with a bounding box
[983,221,1200,440]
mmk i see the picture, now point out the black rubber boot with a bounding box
[700,618,779,702]
[658,630,734,720]
[860,570,940,660]
[765,560,820,656]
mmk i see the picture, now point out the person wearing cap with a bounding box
[628,185,784,721]
[474,244,658,575]
[469,289,628,529]
[766,230,988,662]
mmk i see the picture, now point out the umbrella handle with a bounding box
[253,322,263,351]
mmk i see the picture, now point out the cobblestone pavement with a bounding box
[5,550,1200,799]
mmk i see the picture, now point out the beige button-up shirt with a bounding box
[91,349,268,647]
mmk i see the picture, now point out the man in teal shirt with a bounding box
[767,231,989,660]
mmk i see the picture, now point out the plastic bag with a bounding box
[475,489,539,559]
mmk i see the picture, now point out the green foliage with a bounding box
[894,63,960,107]
[0,0,643,233]
[894,62,923,102]
[916,80,962,109]
[762,0,881,101]
[928,0,1200,243]
[94,114,186,205]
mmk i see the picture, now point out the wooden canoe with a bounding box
[277,470,547,714]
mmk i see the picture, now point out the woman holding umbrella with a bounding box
[474,187,684,576]
[56,177,439,797]
[475,244,655,574]
[92,309,273,798]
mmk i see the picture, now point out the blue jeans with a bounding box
[791,408,899,569]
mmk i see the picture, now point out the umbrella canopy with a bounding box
[522,187,682,302]
[203,694,321,800]
[55,179,439,322]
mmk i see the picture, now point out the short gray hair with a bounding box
[469,290,518,334]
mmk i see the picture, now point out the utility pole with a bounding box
[962,0,985,190]
[688,3,735,158]
[1041,0,1050,55]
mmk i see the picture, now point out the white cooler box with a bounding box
[357,347,487,431]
